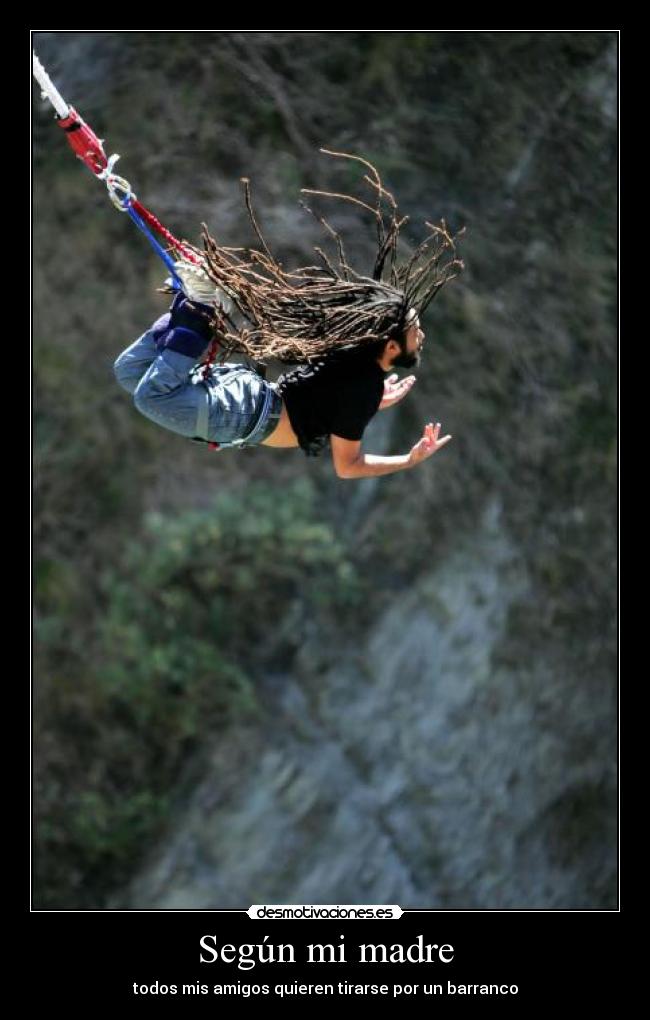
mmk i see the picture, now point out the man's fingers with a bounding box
[419,422,452,453]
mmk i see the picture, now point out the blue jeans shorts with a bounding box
[113,314,282,449]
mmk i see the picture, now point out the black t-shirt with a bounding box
[276,347,387,457]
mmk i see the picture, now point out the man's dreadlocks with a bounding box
[180,149,464,365]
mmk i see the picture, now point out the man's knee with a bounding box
[113,350,138,394]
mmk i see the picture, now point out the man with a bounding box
[114,151,462,478]
[114,271,451,479]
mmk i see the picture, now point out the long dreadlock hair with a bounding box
[179,149,465,365]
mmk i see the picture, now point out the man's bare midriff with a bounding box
[260,399,301,448]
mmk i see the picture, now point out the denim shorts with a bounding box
[113,322,283,449]
[191,363,283,448]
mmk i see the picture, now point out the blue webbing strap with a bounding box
[122,198,182,290]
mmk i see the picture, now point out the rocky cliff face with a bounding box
[117,499,615,909]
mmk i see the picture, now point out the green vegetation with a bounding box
[34,479,361,907]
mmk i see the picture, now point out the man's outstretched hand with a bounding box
[408,422,452,467]
[379,373,416,409]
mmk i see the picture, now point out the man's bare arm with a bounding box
[331,423,451,479]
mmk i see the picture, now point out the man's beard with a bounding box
[391,349,421,369]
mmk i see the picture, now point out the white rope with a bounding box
[33,52,131,206]
[32,51,69,119]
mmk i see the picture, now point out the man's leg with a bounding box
[131,295,216,440]
[113,311,172,395]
